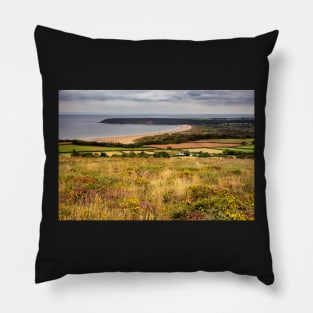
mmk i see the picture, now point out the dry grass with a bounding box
[183,148,223,153]
[59,157,254,221]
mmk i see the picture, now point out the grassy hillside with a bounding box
[135,125,254,145]
[59,157,254,221]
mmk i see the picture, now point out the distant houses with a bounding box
[177,151,191,156]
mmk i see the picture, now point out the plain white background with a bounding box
[0,0,312,312]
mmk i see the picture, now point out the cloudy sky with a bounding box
[59,90,254,115]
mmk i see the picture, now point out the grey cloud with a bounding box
[60,90,254,106]
[59,90,254,114]
[186,90,254,105]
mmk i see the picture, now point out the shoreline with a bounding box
[86,124,192,144]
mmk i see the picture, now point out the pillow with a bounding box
[34,25,278,284]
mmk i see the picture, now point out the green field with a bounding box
[216,145,255,153]
[59,142,156,153]
[192,138,254,144]
[58,141,254,156]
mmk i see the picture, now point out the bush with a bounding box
[153,151,170,158]
[71,149,80,157]
[223,149,254,158]
[138,151,149,158]
[193,199,215,212]
[169,206,189,219]
[198,152,210,157]
[223,149,237,156]
[189,185,216,200]
[71,139,142,148]
[81,152,94,157]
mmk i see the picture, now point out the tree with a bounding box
[71,149,80,157]
[153,151,170,158]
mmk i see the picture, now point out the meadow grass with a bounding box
[59,156,254,221]
[58,143,155,153]
[192,138,254,143]
[216,145,255,152]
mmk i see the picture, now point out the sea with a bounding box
[59,114,253,140]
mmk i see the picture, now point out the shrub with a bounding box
[188,185,216,200]
[71,149,81,157]
[169,206,189,219]
[138,151,149,158]
[223,149,236,156]
[193,198,215,212]
[153,151,170,158]
[198,152,210,157]
[81,152,94,157]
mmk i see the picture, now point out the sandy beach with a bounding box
[87,124,192,144]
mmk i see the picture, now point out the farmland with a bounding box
[58,139,254,158]
[59,118,255,221]
[59,142,155,153]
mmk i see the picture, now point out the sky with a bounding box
[59,90,254,115]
